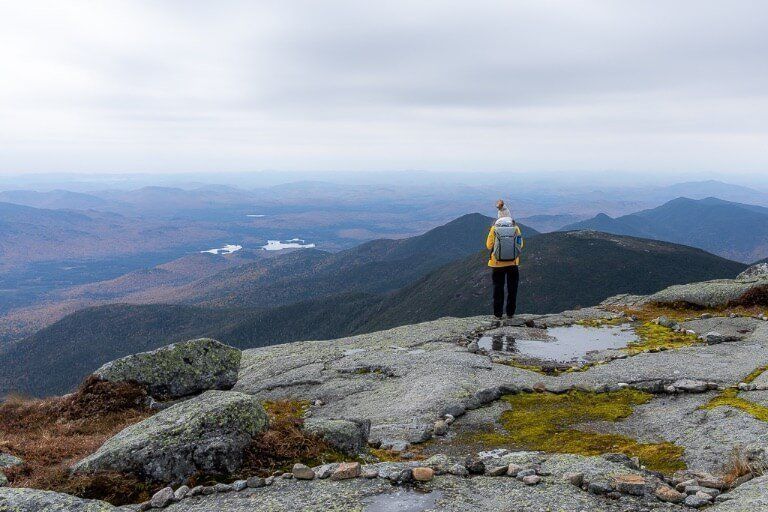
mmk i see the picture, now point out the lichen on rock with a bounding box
[475,389,686,473]
[94,338,241,399]
[0,487,117,511]
[71,390,268,484]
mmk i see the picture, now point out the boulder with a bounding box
[72,390,267,484]
[94,338,241,399]
[648,277,768,309]
[303,418,370,455]
[738,263,768,280]
[0,488,117,511]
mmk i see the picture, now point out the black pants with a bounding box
[492,266,519,318]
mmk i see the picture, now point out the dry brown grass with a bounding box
[730,284,768,308]
[722,446,757,487]
[234,400,346,477]
[0,376,157,504]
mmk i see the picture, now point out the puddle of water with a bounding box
[363,488,443,512]
[478,324,637,363]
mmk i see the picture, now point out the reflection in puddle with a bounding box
[478,325,637,363]
[363,488,443,512]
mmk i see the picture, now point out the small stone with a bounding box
[475,387,501,404]
[214,483,233,493]
[188,485,204,496]
[0,453,23,468]
[433,420,448,436]
[136,501,152,511]
[684,494,712,508]
[265,476,274,486]
[563,472,584,487]
[700,313,713,319]
[697,475,727,490]
[612,474,646,496]
[444,414,455,424]
[412,467,434,482]
[313,399,324,406]
[507,464,523,477]
[448,463,469,477]
[533,382,547,393]
[655,485,686,503]
[676,479,697,492]
[588,481,613,495]
[173,485,190,501]
[150,487,174,508]
[522,475,541,485]
[292,463,316,480]
[685,485,720,497]
[330,462,361,480]
[201,486,216,495]
[232,480,247,491]
[246,476,266,488]
[464,456,485,474]
[361,466,379,479]
[281,473,293,479]
[315,463,339,479]
[467,341,479,353]
[485,465,508,477]
[516,468,536,480]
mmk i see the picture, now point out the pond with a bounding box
[477,324,637,363]
[362,488,443,512]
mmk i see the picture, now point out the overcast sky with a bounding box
[1,0,767,177]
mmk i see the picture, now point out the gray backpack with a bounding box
[493,225,523,261]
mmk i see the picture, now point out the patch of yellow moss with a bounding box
[624,322,700,355]
[476,390,686,473]
[702,366,768,422]
[576,317,628,328]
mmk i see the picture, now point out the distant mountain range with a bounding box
[562,197,768,263]
[0,220,746,398]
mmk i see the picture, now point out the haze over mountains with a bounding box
[563,197,768,263]
[0,178,766,398]
[0,215,747,398]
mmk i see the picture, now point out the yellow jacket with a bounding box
[486,224,522,267]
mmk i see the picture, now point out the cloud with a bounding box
[0,0,767,175]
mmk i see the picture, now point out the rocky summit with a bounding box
[3,273,768,511]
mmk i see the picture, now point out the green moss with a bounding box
[702,390,768,422]
[625,322,699,355]
[475,390,686,474]
[576,317,627,328]
[701,366,768,422]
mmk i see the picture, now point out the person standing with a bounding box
[486,200,522,320]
